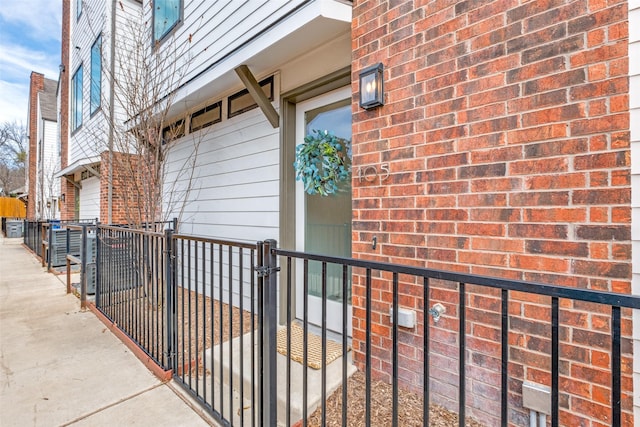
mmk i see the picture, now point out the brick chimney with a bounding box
[27,72,44,220]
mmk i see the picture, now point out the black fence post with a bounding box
[80,224,87,309]
[95,224,101,308]
[262,239,278,427]
[164,228,174,371]
[47,222,53,271]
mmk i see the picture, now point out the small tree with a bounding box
[80,1,203,228]
[0,121,27,196]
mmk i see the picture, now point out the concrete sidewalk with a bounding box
[0,235,216,426]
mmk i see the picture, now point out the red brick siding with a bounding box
[100,151,152,225]
[27,72,44,220]
[60,0,74,220]
[351,1,631,425]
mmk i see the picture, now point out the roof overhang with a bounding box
[167,0,352,118]
[54,155,101,179]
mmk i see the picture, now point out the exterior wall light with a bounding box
[359,63,384,109]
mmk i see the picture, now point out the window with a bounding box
[71,65,83,131]
[190,101,222,132]
[90,35,102,115]
[153,0,181,42]
[76,0,82,19]
[228,76,274,118]
[162,119,185,144]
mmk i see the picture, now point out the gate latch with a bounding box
[254,266,280,277]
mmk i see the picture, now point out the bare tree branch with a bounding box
[0,121,27,195]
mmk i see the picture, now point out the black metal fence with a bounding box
[24,220,45,256]
[23,219,96,260]
[96,225,168,368]
[91,226,640,427]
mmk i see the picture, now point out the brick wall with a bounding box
[27,72,44,220]
[100,151,147,225]
[351,1,631,425]
[60,0,74,220]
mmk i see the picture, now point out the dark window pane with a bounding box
[190,101,221,132]
[228,76,274,118]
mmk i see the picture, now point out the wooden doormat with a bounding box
[276,323,349,369]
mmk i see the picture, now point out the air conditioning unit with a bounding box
[50,229,82,267]
[85,234,97,294]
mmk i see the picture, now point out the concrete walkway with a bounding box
[0,235,216,426]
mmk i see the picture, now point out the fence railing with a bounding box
[96,225,168,368]
[90,226,640,427]
[23,219,96,260]
[24,220,45,256]
[272,247,640,427]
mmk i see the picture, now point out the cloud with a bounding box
[0,0,61,125]
[0,42,60,82]
[0,80,29,124]
[0,0,62,43]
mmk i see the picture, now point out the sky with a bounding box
[0,0,62,125]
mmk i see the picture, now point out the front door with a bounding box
[295,86,352,335]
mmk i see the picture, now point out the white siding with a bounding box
[630,0,640,421]
[42,119,61,219]
[143,0,351,118]
[151,0,306,87]
[165,105,280,242]
[68,0,142,165]
[79,176,101,220]
[69,0,108,164]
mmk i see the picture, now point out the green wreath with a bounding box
[293,129,352,196]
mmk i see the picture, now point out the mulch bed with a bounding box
[307,371,485,427]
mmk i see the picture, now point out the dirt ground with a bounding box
[176,289,256,354]
[306,371,485,427]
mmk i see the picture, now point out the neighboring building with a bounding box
[27,72,60,221]
[59,0,639,425]
[56,0,143,223]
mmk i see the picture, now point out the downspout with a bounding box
[107,0,116,224]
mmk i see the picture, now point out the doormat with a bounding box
[276,323,349,370]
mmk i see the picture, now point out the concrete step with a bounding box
[204,328,356,426]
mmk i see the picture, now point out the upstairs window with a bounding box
[153,0,182,42]
[76,0,82,19]
[90,35,102,115]
[71,65,83,131]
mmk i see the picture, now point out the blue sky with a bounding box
[0,0,62,125]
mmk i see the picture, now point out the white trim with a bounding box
[54,155,101,179]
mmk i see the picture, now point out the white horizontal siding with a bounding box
[43,120,61,207]
[165,106,279,242]
[69,0,107,164]
[150,0,306,89]
[69,0,142,165]
[79,176,101,220]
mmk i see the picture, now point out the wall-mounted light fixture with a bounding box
[60,193,65,202]
[359,63,384,109]
[59,64,65,73]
